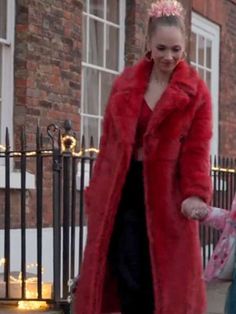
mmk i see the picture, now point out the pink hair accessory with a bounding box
[148,0,184,18]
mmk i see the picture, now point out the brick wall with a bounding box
[8,0,83,227]
[125,0,152,65]
[14,0,82,149]
[193,0,236,157]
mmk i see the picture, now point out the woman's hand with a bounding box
[181,196,208,220]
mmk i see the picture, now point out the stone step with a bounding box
[0,305,63,314]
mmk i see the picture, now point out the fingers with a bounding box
[190,207,208,220]
[181,197,208,220]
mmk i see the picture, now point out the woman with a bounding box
[74,1,212,313]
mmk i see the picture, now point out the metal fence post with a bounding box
[48,124,62,303]
[4,128,10,298]
[61,120,77,299]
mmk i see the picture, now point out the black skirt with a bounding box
[108,159,154,314]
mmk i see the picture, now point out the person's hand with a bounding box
[181,196,208,220]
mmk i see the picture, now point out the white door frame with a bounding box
[191,12,220,156]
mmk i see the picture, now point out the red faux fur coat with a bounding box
[74,56,212,314]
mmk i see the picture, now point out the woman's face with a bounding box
[148,25,185,74]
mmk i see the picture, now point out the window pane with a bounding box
[90,0,104,18]
[0,100,1,137]
[99,119,103,139]
[0,46,2,140]
[106,26,119,71]
[82,14,87,62]
[101,72,116,115]
[190,32,196,63]
[206,39,212,69]
[83,68,99,115]
[0,0,7,39]
[198,68,204,80]
[206,70,211,90]
[82,1,123,147]
[84,0,88,12]
[89,18,104,66]
[83,116,99,148]
[0,46,2,98]
[198,35,205,66]
[107,0,119,23]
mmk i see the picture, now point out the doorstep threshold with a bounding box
[0,305,63,314]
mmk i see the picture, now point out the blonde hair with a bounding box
[147,15,186,40]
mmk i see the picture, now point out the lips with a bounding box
[162,62,173,66]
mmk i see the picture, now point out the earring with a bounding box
[145,50,152,61]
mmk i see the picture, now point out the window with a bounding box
[191,13,220,156]
[0,0,15,145]
[0,1,30,188]
[81,0,126,148]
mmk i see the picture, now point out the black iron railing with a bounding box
[201,156,236,268]
[0,121,96,311]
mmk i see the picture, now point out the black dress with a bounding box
[108,159,154,314]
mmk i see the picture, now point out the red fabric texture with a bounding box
[74,57,213,314]
[133,98,152,158]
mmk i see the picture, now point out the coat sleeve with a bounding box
[179,82,213,204]
[201,207,229,230]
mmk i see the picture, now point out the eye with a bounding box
[156,46,165,51]
[172,46,182,52]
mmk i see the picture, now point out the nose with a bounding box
[164,50,173,60]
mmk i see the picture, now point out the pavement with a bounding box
[207,281,231,314]
[0,282,230,313]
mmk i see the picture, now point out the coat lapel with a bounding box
[109,89,143,145]
[110,56,152,145]
[110,55,200,144]
[146,60,199,137]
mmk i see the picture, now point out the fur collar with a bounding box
[117,54,199,98]
[111,55,201,144]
